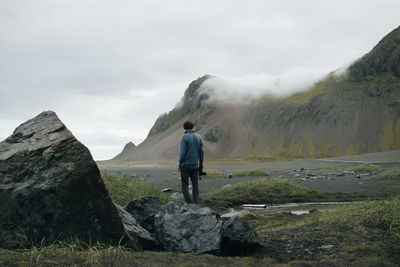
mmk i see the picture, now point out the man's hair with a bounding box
[183,120,194,130]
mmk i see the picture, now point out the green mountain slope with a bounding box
[246,73,400,158]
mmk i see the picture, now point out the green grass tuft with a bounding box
[346,163,382,173]
[375,168,400,180]
[101,172,169,206]
[315,196,400,238]
[231,169,268,177]
[205,178,322,207]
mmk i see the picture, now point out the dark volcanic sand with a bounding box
[98,150,400,201]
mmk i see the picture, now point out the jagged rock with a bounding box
[220,216,263,256]
[0,111,154,249]
[114,203,158,249]
[154,202,221,254]
[124,197,161,233]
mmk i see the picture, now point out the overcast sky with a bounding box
[0,0,399,160]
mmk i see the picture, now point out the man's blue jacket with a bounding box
[179,130,204,168]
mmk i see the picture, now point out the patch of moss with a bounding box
[204,178,322,207]
[231,169,268,177]
[315,196,400,238]
[374,168,400,180]
[346,163,382,173]
[346,243,384,255]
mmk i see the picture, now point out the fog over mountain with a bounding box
[199,67,328,102]
[1,0,399,159]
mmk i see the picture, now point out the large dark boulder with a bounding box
[220,216,263,256]
[154,202,221,254]
[124,197,161,233]
[0,111,155,249]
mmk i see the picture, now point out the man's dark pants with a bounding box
[180,164,199,204]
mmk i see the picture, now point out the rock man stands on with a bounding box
[178,120,204,204]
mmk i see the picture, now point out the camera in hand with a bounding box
[199,166,206,176]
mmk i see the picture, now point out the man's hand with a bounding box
[198,165,204,180]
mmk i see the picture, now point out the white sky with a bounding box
[0,0,399,160]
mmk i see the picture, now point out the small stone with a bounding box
[161,188,172,192]
[319,245,334,250]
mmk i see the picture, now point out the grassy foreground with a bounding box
[316,196,400,237]
[2,171,399,266]
[2,196,399,266]
[244,195,400,266]
[0,245,276,266]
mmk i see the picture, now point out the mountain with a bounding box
[113,26,400,161]
[113,141,136,160]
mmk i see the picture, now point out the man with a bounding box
[178,120,204,204]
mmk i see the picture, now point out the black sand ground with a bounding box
[98,150,400,200]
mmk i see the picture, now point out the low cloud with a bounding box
[199,67,328,102]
